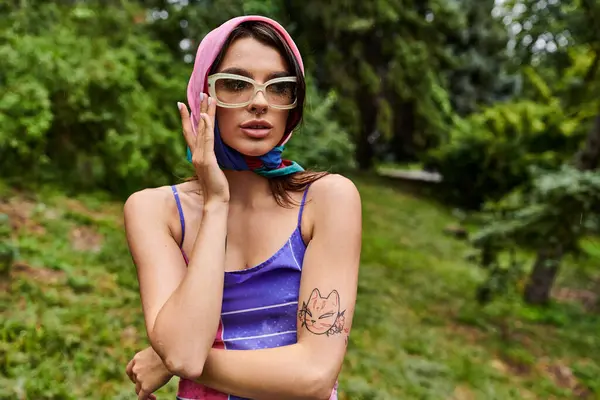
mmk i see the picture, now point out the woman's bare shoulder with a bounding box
[307,173,361,206]
[124,186,173,217]
[301,174,361,238]
[123,181,201,225]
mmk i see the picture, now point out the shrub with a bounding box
[422,100,586,209]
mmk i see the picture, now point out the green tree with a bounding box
[0,2,190,196]
[430,0,600,304]
[442,0,517,117]
[283,0,464,169]
[511,0,600,305]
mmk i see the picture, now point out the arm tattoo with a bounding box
[298,288,349,339]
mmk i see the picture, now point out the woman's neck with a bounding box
[224,170,273,208]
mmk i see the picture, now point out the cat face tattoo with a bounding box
[298,288,348,337]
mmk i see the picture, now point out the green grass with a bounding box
[1,175,599,399]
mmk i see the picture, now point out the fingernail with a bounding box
[200,93,205,101]
[208,97,212,105]
[177,102,183,111]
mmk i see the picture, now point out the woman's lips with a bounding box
[240,119,273,139]
[240,127,271,138]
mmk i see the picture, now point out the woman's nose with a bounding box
[248,90,269,114]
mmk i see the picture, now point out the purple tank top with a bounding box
[170,185,338,400]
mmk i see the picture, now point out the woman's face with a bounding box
[213,37,292,157]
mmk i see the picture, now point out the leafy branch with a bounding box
[471,165,600,303]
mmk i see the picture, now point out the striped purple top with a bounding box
[171,185,338,400]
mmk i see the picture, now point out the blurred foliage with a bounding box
[507,0,600,71]
[471,165,600,304]
[0,2,189,197]
[473,165,600,255]
[423,97,589,209]
[457,0,600,306]
[426,40,599,209]
[283,0,486,167]
[285,77,356,172]
[443,0,518,116]
[0,213,16,278]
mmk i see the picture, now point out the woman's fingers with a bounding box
[138,391,156,400]
[178,102,195,149]
[194,94,212,137]
[200,92,208,115]
[201,96,216,146]
[195,96,217,164]
[200,111,215,161]
[185,93,217,169]
[194,94,209,149]
[126,359,135,384]
[207,93,217,119]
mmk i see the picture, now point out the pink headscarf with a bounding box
[185,16,305,175]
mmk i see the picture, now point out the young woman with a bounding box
[124,15,362,400]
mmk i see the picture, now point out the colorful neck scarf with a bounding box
[186,16,304,178]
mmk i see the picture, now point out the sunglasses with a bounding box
[207,73,298,110]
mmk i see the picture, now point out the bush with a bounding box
[285,76,355,172]
[422,100,586,210]
[0,213,16,278]
[0,3,189,197]
[469,165,600,303]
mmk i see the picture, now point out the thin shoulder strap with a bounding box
[297,183,312,229]
[171,185,186,248]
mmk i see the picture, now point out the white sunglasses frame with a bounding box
[207,73,298,110]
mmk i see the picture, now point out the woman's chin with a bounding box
[230,144,271,157]
[227,138,280,158]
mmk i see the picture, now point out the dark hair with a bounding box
[200,21,328,207]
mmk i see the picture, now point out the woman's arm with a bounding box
[124,189,228,380]
[196,175,362,400]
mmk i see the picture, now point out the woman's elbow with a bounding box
[150,330,207,380]
[313,380,337,400]
[164,356,205,381]
[306,367,338,400]
[158,340,207,380]
[156,344,207,380]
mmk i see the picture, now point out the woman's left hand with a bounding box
[126,346,173,400]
